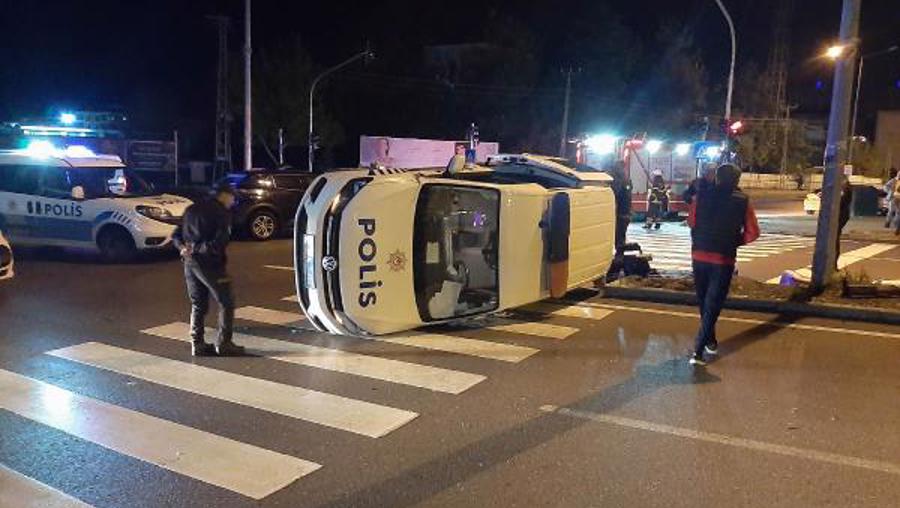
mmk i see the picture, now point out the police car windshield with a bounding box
[412,185,500,321]
[68,168,154,199]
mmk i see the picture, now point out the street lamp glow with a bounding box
[646,139,663,154]
[59,112,76,125]
[825,45,847,60]
[584,134,618,155]
[674,143,691,156]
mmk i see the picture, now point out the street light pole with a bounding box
[848,45,899,163]
[308,47,373,172]
[243,0,252,171]
[713,0,736,122]
[811,0,861,291]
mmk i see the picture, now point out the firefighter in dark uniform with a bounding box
[172,183,245,357]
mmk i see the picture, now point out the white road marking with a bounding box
[377,334,539,363]
[486,321,578,340]
[524,302,614,322]
[263,265,294,271]
[0,464,94,508]
[569,301,900,340]
[143,322,486,394]
[0,369,320,500]
[47,342,417,438]
[541,405,900,476]
[236,306,304,325]
[766,243,897,283]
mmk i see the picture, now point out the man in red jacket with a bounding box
[687,164,760,365]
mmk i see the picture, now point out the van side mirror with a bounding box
[71,186,85,201]
[548,192,571,298]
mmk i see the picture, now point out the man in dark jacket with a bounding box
[609,160,633,255]
[172,183,245,356]
[836,175,853,269]
[687,164,760,366]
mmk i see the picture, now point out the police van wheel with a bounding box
[248,211,278,241]
[98,228,137,263]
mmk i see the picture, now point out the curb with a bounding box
[598,285,900,326]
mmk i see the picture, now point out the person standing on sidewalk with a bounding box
[687,164,760,366]
[172,183,246,357]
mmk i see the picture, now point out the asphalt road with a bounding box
[2,239,900,508]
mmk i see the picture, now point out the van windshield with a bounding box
[68,168,154,198]
[412,184,500,321]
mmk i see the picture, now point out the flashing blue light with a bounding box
[895,79,900,89]
[815,80,824,91]
[674,143,691,156]
[64,145,96,158]
[59,112,77,125]
[24,140,59,158]
[703,145,723,159]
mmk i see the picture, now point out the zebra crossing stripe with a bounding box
[236,306,304,325]
[0,464,94,508]
[47,342,417,438]
[0,369,320,500]
[143,322,486,394]
[377,334,539,363]
[766,243,897,284]
[486,321,578,340]
[524,302,614,321]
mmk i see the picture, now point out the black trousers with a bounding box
[692,261,734,355]
[615,214,630,254]
[184,261,235,346]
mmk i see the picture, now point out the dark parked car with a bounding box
[219,170,316,240]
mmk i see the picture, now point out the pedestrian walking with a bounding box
[836,176,853,266]
[687,164,760,366]
[893,175,900,235]
[885,168,897,229]
[172,183,245,357]
[644,173,668,230]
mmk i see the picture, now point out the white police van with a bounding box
[0,228,13,280]
[295,153,615,336]
[0,145,192,261]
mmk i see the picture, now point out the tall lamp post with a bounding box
[848,45,899,162]
[308,47,374,172]
[713,0,737,122]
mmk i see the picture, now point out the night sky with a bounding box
[1,0,897,163]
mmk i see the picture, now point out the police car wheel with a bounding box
[97,228,136,262]
[248,211,278,241]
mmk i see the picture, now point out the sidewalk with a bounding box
[760,215,900,244]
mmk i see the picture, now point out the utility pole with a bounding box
[278,128,285,166]
[243,0,252,171]
[713,0,737,122]
[780,103,798,174]
[207,15,231,180]
[810,0,861,291]
[559,67,574,157]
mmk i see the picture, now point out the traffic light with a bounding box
[728,120,744,136]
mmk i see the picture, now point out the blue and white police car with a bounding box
[0,144,192,261]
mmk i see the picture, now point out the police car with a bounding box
[294,153,615,336]
[0,228,13,281]
[0,145,192,261]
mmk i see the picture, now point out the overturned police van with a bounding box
[294,153,615,336]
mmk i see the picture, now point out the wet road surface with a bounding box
[1,240,899,507]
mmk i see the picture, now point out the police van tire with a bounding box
[247,210,279,241]
[97,227,137,263]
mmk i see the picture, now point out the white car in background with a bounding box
[294,154,615,336]
[0,229,13,281]
[804,185,888,215]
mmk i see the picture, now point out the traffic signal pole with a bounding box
[810,0,861,291]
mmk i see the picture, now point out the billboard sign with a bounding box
[359,136,499,169]
[126,140,176,172]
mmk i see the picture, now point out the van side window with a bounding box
[39,167,72,199]
[0,165,40,194]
